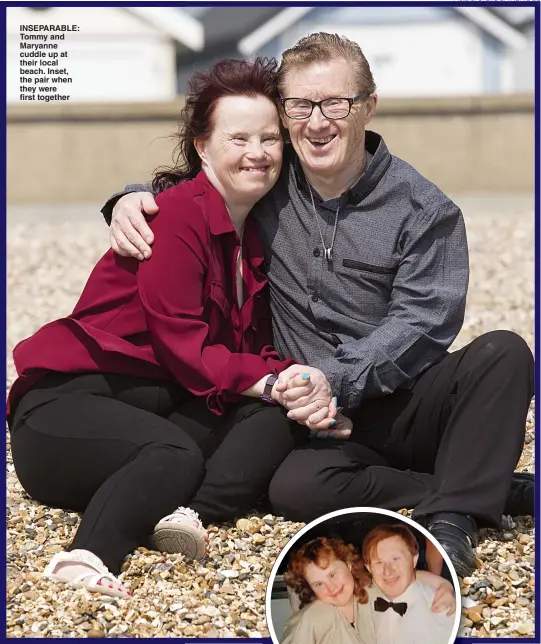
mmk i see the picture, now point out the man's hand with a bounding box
[110,192,159,260]
[431,579,456,616]
[307,411,352,440]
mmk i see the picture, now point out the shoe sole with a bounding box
[148,525,206,560]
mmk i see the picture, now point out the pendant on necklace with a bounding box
[324,248,333,262]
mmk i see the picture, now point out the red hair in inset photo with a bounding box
[284,537,370,609]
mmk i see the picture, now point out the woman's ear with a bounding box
[194,137,207,163]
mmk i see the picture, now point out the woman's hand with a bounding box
[110,192,158,260]
[272,370,351,439]
[274,366,333,422]
[431,578,456,616]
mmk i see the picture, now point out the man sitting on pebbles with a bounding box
[102,32,535,578]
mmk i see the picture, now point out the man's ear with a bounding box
[413,553,419,569]
[364,93,378,125]
[194,137,207,163]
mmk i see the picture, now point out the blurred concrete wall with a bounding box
[7,94,534,205]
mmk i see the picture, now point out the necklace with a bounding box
[236,224,244,308]
[307,182,340,263]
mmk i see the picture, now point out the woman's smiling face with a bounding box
[195,94,282,208]
[304,557,355,607]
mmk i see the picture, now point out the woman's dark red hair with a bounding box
[284,537,370,609]
[152,57,279,193]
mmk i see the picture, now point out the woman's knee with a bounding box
[269,464,332,523]
[145,441,205,476]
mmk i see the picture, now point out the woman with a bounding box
[281,537,455,644]
[7,58,346,599]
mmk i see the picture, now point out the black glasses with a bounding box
[280,92,369,120]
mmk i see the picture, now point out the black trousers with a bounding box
[9,372,302,574]
[269,331,534,528]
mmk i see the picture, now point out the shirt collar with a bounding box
[192,170,265,266]
[193,170,237,237]
[291,130,392,206]
[375,578,421,605]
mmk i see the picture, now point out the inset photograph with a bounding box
[267,508,460,644]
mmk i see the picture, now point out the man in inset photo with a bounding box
[360,524,456,644]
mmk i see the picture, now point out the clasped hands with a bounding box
[272,366,352,439]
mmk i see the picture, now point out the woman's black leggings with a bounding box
[9,372,303,574]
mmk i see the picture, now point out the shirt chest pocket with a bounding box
[342,258,396,276]
[334,257,397,320]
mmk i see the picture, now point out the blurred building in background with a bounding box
[180,5,535,96]
[6,5,536,204]
[7,5,535,103]
[7,6,203,102]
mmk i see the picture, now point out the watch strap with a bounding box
[260,375,278,404]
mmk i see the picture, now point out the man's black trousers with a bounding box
[269,330,534,527]
[9,372,301,574]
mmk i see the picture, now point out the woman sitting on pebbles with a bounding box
[7,57,346,599]
[281,535,456,644]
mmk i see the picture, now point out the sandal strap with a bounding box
[71,570,119,586]
[44,549,109,577]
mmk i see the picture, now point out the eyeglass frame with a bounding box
[279,91,371,120]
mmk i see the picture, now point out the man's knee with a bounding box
[472,330,533,371]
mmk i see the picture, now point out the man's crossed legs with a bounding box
[269,330,535,576]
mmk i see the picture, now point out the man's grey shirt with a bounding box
[103,131,469,409]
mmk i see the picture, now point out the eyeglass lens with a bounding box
[285,98,351,119]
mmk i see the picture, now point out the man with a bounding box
[360,524,456,644]
[101,33,534,576]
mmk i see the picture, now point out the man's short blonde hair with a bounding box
[277,32,376,96]
[362,524,420,565]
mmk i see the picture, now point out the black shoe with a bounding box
[427,512,478,578]
[503,472,535,517]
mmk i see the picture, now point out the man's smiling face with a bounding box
[366,535,418,600]
[280,58,375,182]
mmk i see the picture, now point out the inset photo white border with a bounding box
[265,507,461,644]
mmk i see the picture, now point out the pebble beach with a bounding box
[6,196,535,638]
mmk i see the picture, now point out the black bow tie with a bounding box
[374,596,408,616]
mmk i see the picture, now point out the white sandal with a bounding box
[43,549,131,599]
[148,506,207,560]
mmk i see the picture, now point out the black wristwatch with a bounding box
[260,375,278,404]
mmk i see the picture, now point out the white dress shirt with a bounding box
[359,580,455,644]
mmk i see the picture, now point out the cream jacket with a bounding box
[281,599,377,644]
